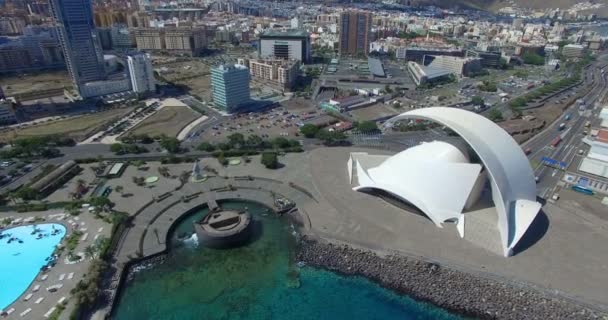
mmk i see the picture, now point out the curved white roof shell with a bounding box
[352,141,482,228]
[385,107,542,257]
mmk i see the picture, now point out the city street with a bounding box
[523,56,608,199]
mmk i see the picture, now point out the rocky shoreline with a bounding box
[296,236,605,320]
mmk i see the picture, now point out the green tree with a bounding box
[488,109,504,122]
[84,244,97,260]
[299,124,320,138]
[514,69,528,79]
[110,143,125,154]
[197,142,216,152]
[272,137,291,149]
[385,84,393,94]
[471,96,485,106]
[478,80,497,92]
[89,196,114,212]
[227,133,245,148]
[355,121,379,133]
[246,135,264,148]
[261,152,279,169]
[522,53,544,66]
[315,129,347,145]
[160,137,181,153]
[498,57,510,70]
[14,187,37,201]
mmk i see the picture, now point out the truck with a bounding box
[558,123,566,131]
[550,136,562,147]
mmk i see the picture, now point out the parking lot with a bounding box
[197,98,323,142]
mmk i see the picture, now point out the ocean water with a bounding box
[113,201,462,320]
[0,223,66,310]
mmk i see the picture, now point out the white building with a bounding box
[427,55,483,77]
[349,107,541,257]
[290,17,301,29]
[580,129,608,178]
[127,52,156,94]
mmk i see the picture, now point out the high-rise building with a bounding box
[49,0,106,97]
[339,10,372,57]
[211,64,250,113]
[259,30,311,63]
[127,52,155,94]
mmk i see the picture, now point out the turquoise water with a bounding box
[0,223,66,310]
[114,201,462,320]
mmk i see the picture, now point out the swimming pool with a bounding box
[0,223,66,310]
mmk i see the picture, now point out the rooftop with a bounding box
[260,29,309,38]
[368,58,385,77]
[597,129,608,144]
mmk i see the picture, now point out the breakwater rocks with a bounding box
[296,237,605,320]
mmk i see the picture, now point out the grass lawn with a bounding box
[128,105,199,138]
[0,107,134,142]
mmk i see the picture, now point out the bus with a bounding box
[572,185,594,195]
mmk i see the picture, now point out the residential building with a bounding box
[0,26,65,73]
[211,64,251,112]
[259,30,311,63]
[0,47,33,72]
[562,44,586,58]
[127,52,156,94]
[0,17,25,35]
[248,59,299,91]
[49,0,106,97]
[339,10,372,57]
[111,25,133,49]
[134,27,207,56]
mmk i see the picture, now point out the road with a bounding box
[523,56,608,199]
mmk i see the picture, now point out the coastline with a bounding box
[296,236,606,320]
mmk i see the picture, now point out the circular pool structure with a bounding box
[0,223,66,310]
[194,209,253,248]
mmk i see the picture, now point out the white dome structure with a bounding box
[348,107,542,257]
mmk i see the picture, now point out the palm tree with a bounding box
[115,185,124,195]
[84,244,96,260]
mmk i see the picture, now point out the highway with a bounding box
[523,56,608,199]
